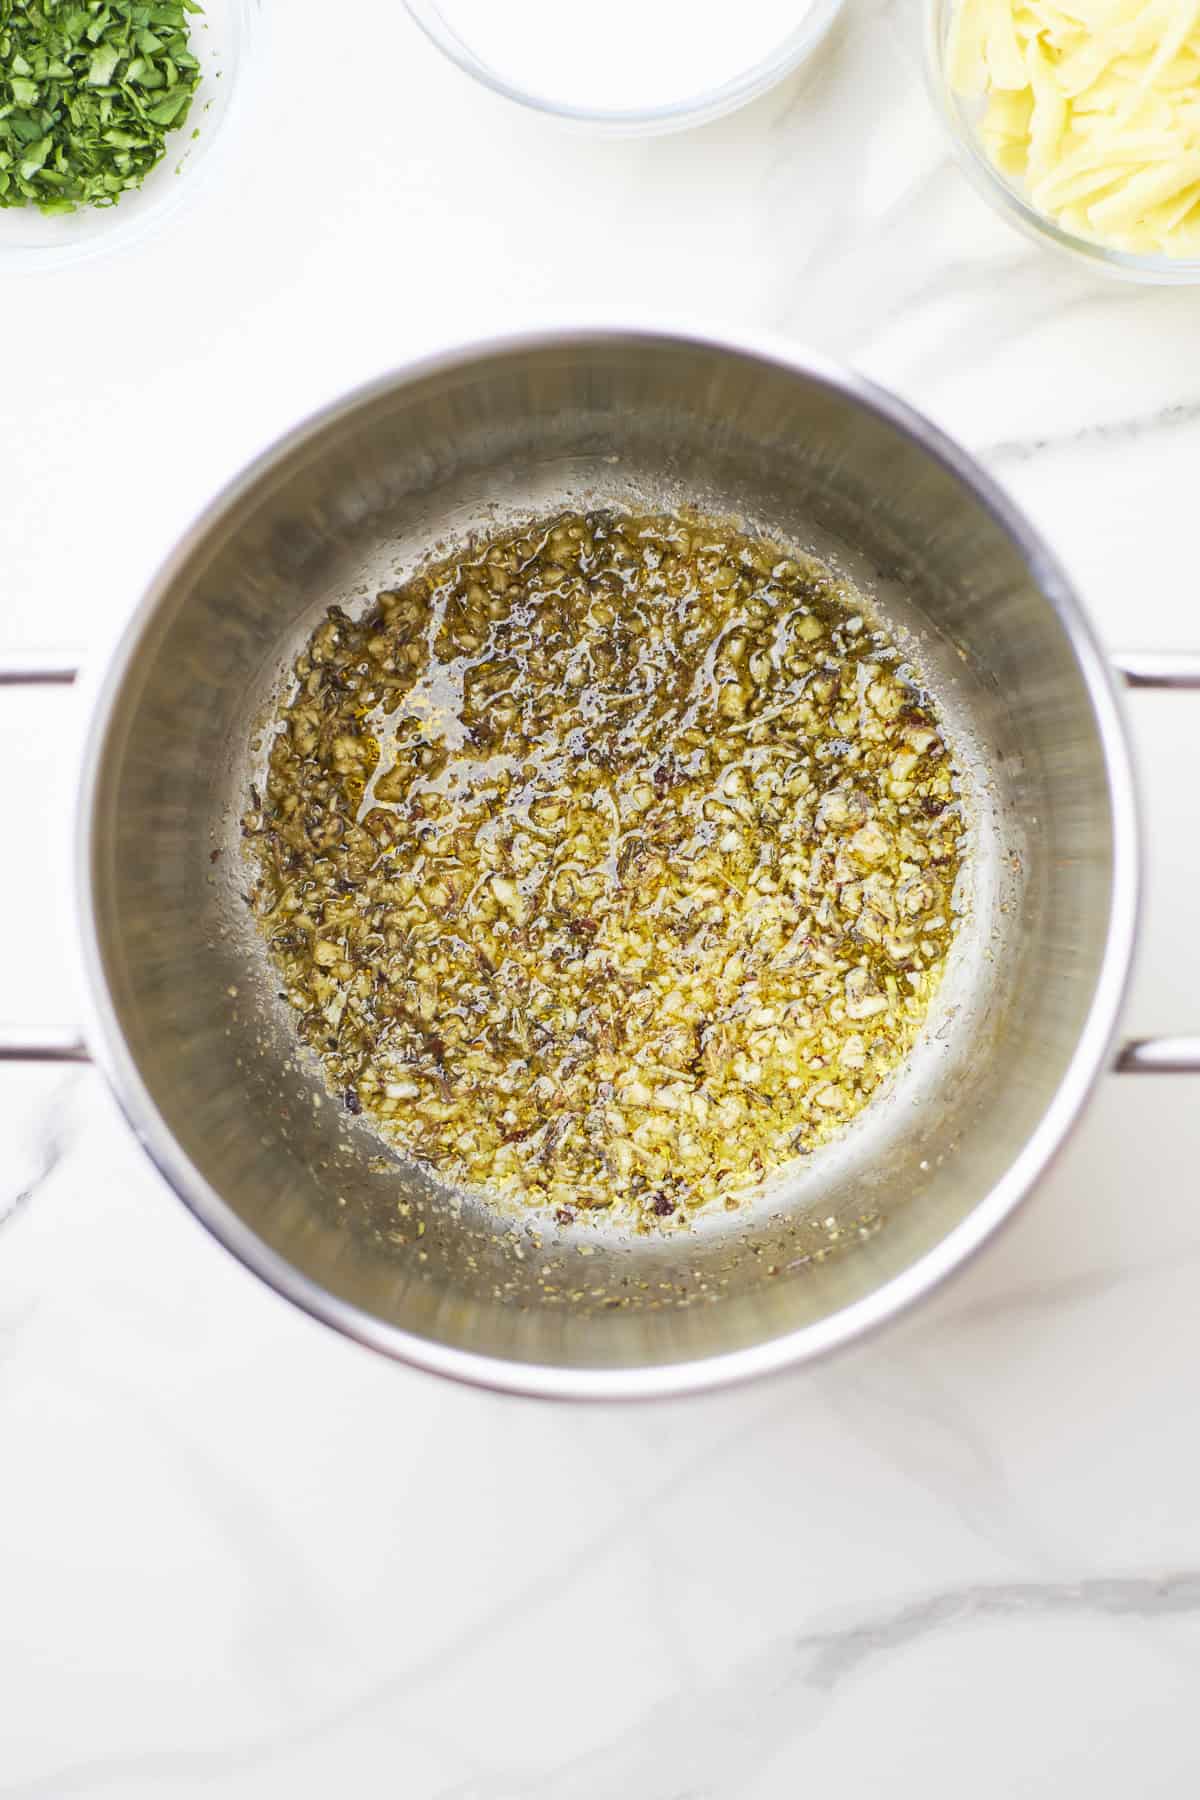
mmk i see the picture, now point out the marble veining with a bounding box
[985,396,1200,464]
[6,1540,1199,1799]
[0,1076,79,1232]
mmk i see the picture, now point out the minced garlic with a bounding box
[244,512,964,1227]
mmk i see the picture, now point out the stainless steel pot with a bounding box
[3,327,1197,1399]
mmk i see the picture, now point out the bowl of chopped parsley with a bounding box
[0,0,260,269]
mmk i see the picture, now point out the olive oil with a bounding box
[245,512,964,1226]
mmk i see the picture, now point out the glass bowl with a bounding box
[925,0,1200,285]
[403,0,846,136]
[0,0,262,274]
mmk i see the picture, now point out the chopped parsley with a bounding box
[0,1,203,213]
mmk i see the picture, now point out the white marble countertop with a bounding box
[3,1,1200,1793]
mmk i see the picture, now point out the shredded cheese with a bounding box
[947,0,1200,256]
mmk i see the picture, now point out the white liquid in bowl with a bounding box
[428,0,813,114]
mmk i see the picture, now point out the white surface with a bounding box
[2,0,1200,1793]
[423,0,810,111]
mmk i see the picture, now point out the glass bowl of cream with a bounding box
[404,0,846,134]
[927,0,1200,283]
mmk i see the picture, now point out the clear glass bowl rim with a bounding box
[403,0,848,133]
[924,0,1200,285]
[0,0,263,275]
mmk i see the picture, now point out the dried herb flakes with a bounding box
[0,0,202,213]
[245,511,966,1226]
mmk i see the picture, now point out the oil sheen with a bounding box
[244,511,965,1228]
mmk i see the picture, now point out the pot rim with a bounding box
[71,321,1142,1401]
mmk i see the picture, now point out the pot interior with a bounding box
[82,334,1131,1386]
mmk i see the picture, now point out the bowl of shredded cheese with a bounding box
[928,0,1200,280]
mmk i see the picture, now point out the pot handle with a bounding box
[1111,650,1200,1075]
[2,650,1197,1073]
[0,653,91,1064]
